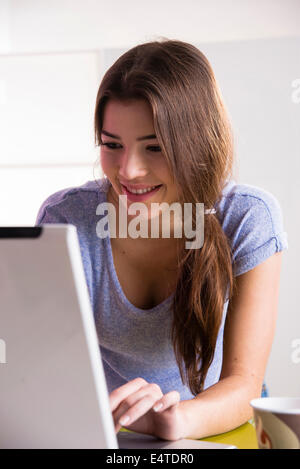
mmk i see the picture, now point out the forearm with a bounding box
[180,375,262,440]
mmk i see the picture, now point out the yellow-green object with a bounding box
[120,421,258,449]
[201,421,258,449]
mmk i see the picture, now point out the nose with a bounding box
[118,149,148,181]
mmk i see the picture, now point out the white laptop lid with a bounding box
[0,224,118,449]
[0,224,236,450]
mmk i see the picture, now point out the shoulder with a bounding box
[217,180,285,230]
[216,180,288,276]
[35,178,110,225]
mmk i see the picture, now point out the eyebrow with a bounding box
[101,129,157,141]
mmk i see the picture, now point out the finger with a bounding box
[114,383,163,426]
[114,420,122,434]
[110,377,148,412]
[152,390,181,413]
[118,392,162,428]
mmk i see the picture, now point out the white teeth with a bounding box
[127,185,158,194]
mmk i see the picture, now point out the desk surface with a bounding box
[121,421,258,449]
[201,421,258,449]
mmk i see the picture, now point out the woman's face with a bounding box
[100,99,179,220]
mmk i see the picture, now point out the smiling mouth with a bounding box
[121,184,162,195]
[120,184,163,200]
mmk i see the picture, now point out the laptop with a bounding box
[0,225,235,449]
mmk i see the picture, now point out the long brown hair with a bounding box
[94,39,236,395]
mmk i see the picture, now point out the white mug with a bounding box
[250,397,300,449]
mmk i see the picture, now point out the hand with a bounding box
[109,377,186,441]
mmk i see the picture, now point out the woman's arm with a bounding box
[110,251,283,441]
[179,251,283,439]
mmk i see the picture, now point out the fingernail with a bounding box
[119,415,130,426]
[153,403,163,412]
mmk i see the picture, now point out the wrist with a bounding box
[178,398,202,439]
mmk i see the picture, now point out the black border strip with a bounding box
[0,227,43,238]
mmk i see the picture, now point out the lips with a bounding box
[122,184,162,194]
[120,183,162,201]
[120,182,162,192]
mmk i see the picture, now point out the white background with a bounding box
[0,0,299,396]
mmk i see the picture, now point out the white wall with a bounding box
[0,51,101,166]
[8,0,300,50]
[0,0,299,396]
[0,0,11,53]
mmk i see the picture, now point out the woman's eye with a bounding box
[100,142,161,152]
[101,142,121,150]
[147,146,161,152]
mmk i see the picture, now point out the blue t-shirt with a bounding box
[35,177,288,399]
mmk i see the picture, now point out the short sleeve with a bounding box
[35,191,70,226]
[34,188,95,305]
[219,185,289,277]
[34,182,102,227]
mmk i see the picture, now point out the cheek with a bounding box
[150,157,169,178]
[157,162,173,185]
[100,153,115,175]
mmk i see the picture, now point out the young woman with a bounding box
[36,39,288,441]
